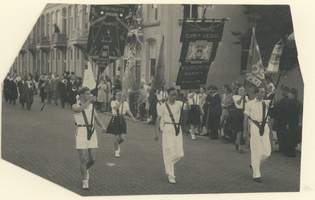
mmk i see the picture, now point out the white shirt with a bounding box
[233,95,249,109]
[74,104,93,125]
[188,93,199,105]
[111,100,130,115]
[244,98,271,122]
[157,101,183,124]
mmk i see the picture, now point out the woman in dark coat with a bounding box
[9,77,18,105]
[17,78,26,108]
[3,74,11,103]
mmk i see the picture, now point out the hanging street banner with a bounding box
[176,20,225,89]
[245,27,265,87]
[86,5,136,66]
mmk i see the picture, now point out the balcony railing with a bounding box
[36,36,50,44]
[52,33,67,43]
[70,29,89,40]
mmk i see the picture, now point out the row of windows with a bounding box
[31,4,89,39]
[49,48,82,61]
[146,4,206,23]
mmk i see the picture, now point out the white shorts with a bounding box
[75,127,98,149]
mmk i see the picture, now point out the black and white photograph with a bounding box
[0,1,314,200]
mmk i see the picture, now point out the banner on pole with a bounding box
[176,20,225,89]
[180,21,225,43]
[267,40,284,73]
[153,36,165,90]
[86,5,136,62]
[82,62,96,90]
[176,64,210,89]
[122,41,137,97]
[245,27,265,87]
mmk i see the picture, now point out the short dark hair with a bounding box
[254,86,265,94]
[209,85,218,91]
[113,89,122,98]
[167,87,177,94]
[78,87,90,95]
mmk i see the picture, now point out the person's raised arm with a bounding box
[72,96,96,113]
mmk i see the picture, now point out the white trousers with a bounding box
[162,124,184,179]
[250,122,271,178]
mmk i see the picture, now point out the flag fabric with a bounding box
[83,62,96,90]
[245,27,265,87]
[122,36,137,98]
[153,36,165,90]
[267,40,284,73]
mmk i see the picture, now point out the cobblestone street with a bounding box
[1,96,302,199]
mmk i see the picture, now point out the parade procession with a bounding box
[2,4,304,197]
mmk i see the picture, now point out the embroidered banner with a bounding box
[245,27,265,87]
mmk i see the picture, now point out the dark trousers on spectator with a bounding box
[138,103,146,120]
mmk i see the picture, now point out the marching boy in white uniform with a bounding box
[155,87,190,184]
[243,86,275,183]
[73,87,107,189]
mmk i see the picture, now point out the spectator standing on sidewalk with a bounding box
[273,86,290,153]
[72,87,107,190]
[282,88,300,157]
[137,80,148,121]
[186,90,201,140]
[198,86,207,134]
[155,87,190,184]
[206,85,222,139]
[232,84,249,153]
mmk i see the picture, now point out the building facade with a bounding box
[10,4,303,102]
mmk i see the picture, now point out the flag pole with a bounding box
[88,64,103,140]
